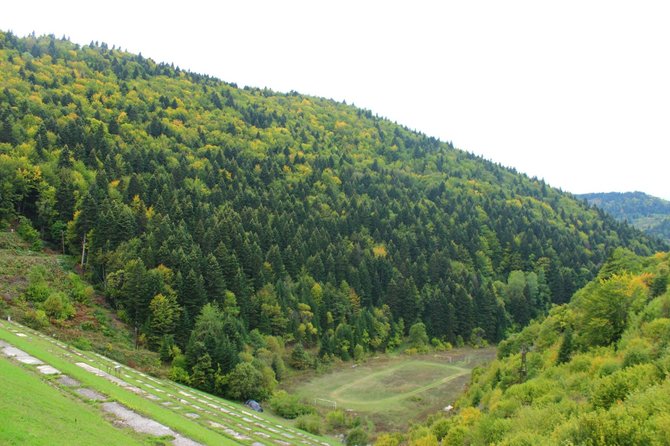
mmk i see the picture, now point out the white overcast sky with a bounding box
[2,1,669,199]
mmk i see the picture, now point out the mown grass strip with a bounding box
[0,322,239,446]
[0,356,147,446]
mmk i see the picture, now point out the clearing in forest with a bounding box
[291,348,495,432]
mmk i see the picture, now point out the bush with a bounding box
[295,414,323,435]
[353,344,365,362]
[43,292,75,320]
[408,322,429,350]
[622,339,652,369]
[23,309,49,329]
[408,434,438,446]
[67,272,94,303]
[346,427,369,446]
[72,337,92,351]
[222,362,275,401]
[169,366,191,385]
[269,391,314,419]
[290,343,313,369]
[17,216,42,251]
[431,418,453,441]
[24,282,52,302]
[374,433,403,446]
[326,409,348,430]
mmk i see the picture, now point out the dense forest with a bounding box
[581,192,670,241]
[0,31,665,397]
[397,248,670,445]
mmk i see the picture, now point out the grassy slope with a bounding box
[0,357,148,446]
[0,322,236,445]
[0,321,339,445]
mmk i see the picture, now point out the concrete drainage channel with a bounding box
[0,337,203,446]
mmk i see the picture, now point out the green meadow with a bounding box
[291,349,495,431]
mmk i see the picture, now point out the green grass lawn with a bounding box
[0,322,239,445]
[291,349,495,432]
[0,356,149,446]
[0,321,339,446]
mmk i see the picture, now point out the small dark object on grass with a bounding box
[245,400,263,412]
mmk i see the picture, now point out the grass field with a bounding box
[0,356,150,446]
[0,320,338,446]
[291,349,495,432]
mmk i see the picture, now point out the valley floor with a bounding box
[288,348,496,432]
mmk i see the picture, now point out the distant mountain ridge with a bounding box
[580,192,670,241]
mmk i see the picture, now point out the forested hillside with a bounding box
[0,31,664,397]
[581,192,670,241]
[399,249,670,445]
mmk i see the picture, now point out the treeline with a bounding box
[393,249,670,445]
[581,191,670,241]
[580,191,670,220]
[0,31,664,396]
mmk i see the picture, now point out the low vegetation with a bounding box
[0,230,161,372]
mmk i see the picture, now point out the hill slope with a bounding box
[0,319,335,445]
[400,249,670,444]
[0,31,665,397]
[580,191,670,241]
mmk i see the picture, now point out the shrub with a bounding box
[346,427,369,446]
[326,409,348,430]
[24,282,52,302]
[290,343,313,369]
[408,322,429,350]
[295,414,323,435]
[222,362,275,401]
[72,337,92,351]
[431,418,452,441]
[353,344,365,362]
[43,291,75,320]
[169,366,191,385]
[374,433,403,446]
[408,434,438,446]
[67,272,94,303]
[17,216,42,251]
[80,321,95,331]
[269,391,314,419]
[23,309,49,329]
